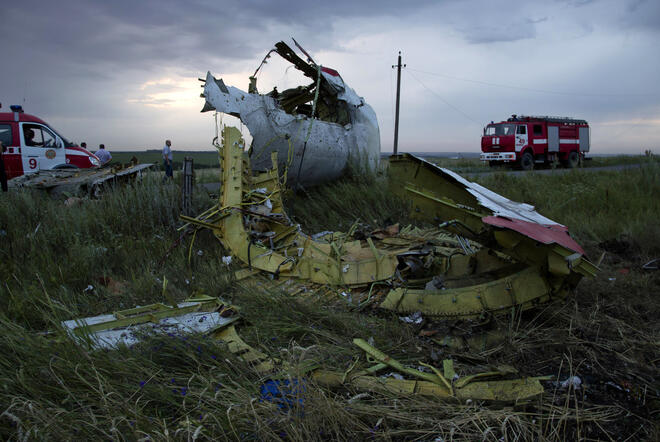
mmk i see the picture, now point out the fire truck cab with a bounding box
[480,115,590,170]
[0,105,100,180]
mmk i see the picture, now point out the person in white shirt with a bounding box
[162,139,173,180]
[95,144,112,166]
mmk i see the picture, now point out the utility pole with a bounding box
[392,51,405,155]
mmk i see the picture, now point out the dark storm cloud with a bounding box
[0,0,437,119]
[556,0,660,33]
[0,0,438,71]
[453,0,659,45]
[462,17,549,44]
[623,0,660,31]
[2,0,655,76]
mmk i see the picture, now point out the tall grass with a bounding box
[0,166,658,440]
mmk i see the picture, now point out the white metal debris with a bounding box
[399,311,423,324]
[413,155,560,226]
[61,301,235,349]
[202,55,380,187]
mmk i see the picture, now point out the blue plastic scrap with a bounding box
[259,379,306,412]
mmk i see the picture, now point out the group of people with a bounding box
[82,139,174,181]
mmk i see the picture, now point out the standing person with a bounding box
[95,143,112,166]
[162,139,173,181]
[81,142,88,151]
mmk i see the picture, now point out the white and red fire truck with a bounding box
[480,115,590,170]
[0,105,100,180]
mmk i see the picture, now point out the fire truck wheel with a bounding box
[520,152,534,171]
[567,151,579,168]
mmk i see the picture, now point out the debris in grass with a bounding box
[560,376,582,390]
[64,196,83,207]
[7,163,155,195]
[183,127,597,321]
[259,379,305,412]
[425,275,445,290]
[347,393,370,403]
[642,258,659,270]
[61,296,237,349]
[340,291,353,303]
[382,372,405,380]
[399,311,423,324]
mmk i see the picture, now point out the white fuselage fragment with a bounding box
[61,302,235,349]
[413,155,560,226]
[203,71,380,187]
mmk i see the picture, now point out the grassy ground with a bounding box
[110,151,220,170]
[109,150,652,177]
[0,159,658,440]
[425,154,651,174]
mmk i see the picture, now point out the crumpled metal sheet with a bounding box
[483,216,584,255]
[61,296,238,349]
[201,40,380,187]
[387,153,596,278]
[8,163,154,196]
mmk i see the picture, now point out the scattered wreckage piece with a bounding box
[182,126,401,286]
[200,40,380,187]
[210,329,547,402]
[8,163,154,196]
[380,265,557,318]
[211,324,276,373]
[388,153,597,278]
[311,370,545,401]
[312,339,547,401]
[61,295,237,349]
[183,125,594,320]
[381,153,597,316]
[61,302,546,403]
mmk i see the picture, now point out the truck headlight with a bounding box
[90,157,100,166]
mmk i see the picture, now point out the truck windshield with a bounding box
[50,128,75,148]
[485,124,516,136]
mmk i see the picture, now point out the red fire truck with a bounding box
[480,115,590,170]
[0,105,100,180]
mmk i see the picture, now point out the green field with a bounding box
[424,154,650,174]
[110,150,221,170]
[0,157,658,440]
[109,150,651,176]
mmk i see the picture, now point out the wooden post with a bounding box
[182,157,194,216]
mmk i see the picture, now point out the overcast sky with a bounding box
[1,0,658,154]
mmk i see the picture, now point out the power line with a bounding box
[406,69,482,127]
[408,67,657,98]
